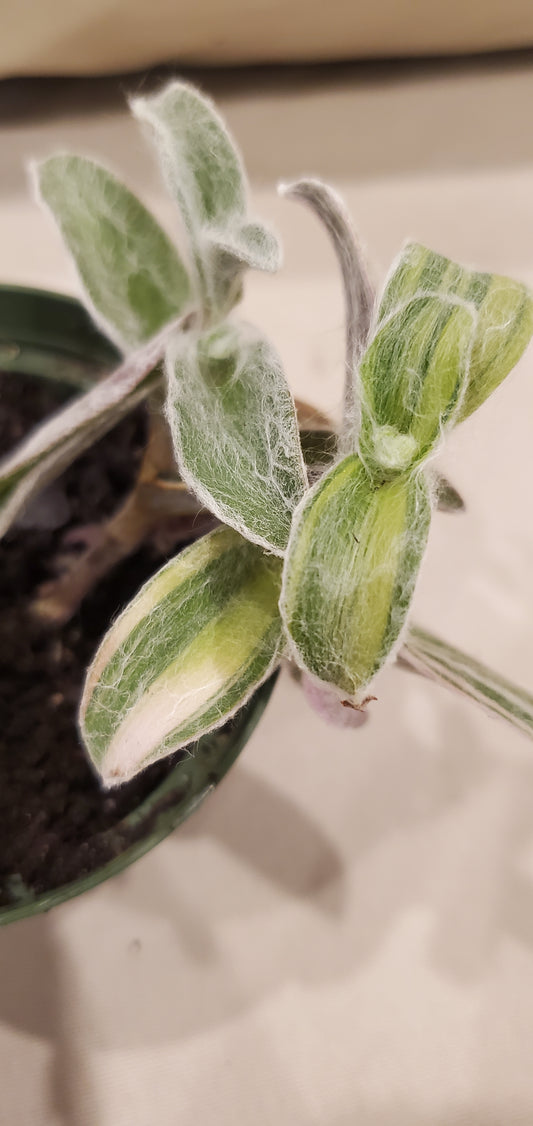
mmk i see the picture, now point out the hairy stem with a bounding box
[279,178,375,452]
[32,404,206,626]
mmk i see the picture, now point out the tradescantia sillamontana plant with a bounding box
[2,80,533,786]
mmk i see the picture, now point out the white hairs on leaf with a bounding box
[33,154,193,351]
[165,321,307,556]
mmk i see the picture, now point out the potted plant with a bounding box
[1,80,532,926]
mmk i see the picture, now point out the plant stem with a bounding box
[32,404,206,626]
[279,178,375,452]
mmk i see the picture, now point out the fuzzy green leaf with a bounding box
[378,242,533,421]
[132,82,246,233]
[209,222,281,274]
[0,334,166,538]
[37,156,191,349]
[131,82,280,312]
[280,455,431,701]
[166,323,307,555]
[206,222,282,315]
[358,295,477,479]
[80,527,283,785]
[404,626,533,740]
[298,428,465,510]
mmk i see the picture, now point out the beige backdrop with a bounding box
[3,0,533,76]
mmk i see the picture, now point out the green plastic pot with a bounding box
[0,284,277,927]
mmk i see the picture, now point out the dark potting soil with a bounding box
[0,373,184,908]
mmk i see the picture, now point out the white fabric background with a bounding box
[1,56,533,1124]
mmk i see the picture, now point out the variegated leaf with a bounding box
[80,527,283,785]
[358,295,477,479]
[403,626,533,740]
[377,242,533,421]
[166,323,307,555]
[0,331,169,538]
[297,427,465,510]
[131,82,280,312]
[280,455,431,701]
[37,156,191,349]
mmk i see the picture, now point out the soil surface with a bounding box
[0,373,183,908]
